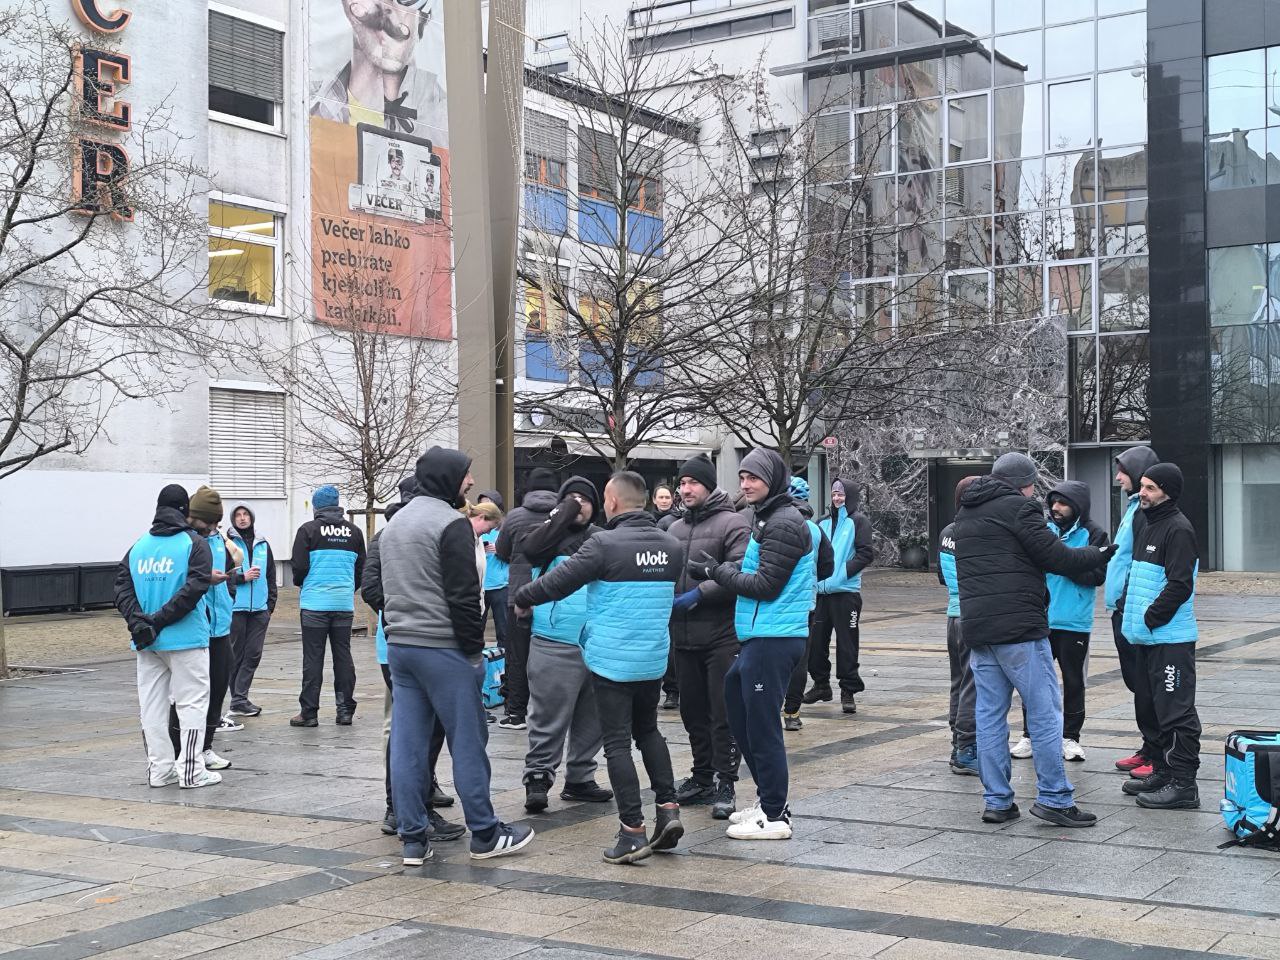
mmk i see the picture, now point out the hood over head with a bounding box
[524,468,558,495]
[1115,446,1159,491]
[1046,480,1091,527]
[415,446,473,508]
[231,504,256,542]
[151,505,193,537]
[476,488,504,510]
[960,473,1025,508]
[385,474,421,522]
[557,475,601,523]
[739,448,790,503]
[831,476,862,514]
[795,498,815,520]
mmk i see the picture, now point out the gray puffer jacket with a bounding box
[667,489,751,650]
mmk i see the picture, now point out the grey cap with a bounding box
[991,452,1038,489]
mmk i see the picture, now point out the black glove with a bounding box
[1098,543,1119,564]
[130,619,157,650]
[687,551,718,582]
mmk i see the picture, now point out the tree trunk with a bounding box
[364,498,378,542]
[0,576,8,679]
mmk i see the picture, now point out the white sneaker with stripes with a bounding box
[180,769,223,789]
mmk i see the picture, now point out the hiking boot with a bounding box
[1135,779,1200,810]
[227,702,261,718]
[981,803,1020,824]
[603,826,651,865]
[662,692,679,711]
[335,710,354,726]
[801,683,833,704]
[402,840,432,866]
[524,775,552,812]
[1115,751,1148,771]
[202,749,231,771]
[1062,738,1086,762]
[497,715,526,730]
[650,804,684,852]
[950,745,979,776]
[711,780,736,821]
[783,711,803,731]
[561,780,613,803]
[1030,803,1097,828]
[841,693,857,714]
[1122,770,1172,796]
[380,806,397,836]
[429,782,455,807]
[428,809,466,841]
[1010,736,1033,759]
[470,822,535,860]
[675,777,715,805]
[289,714,318,728]
[726,807,792,840]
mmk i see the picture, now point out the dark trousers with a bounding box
[169,633,230,755]
[784,611,818,713]
[229,610,270,708]
[380,664,444,812]
[1112,611,1162,758]
[590,674,677,828]
[808,592,865,695]
[1020,629,1090,742]
[1136,641,1201,778]
[674,643,740,784]
[299,610,356,719]
[726,636,806,821]
[502,610,531,719]
[483,588,509,649]
[662,658,679,697]
[947,617,976,751]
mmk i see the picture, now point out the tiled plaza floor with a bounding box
[1,579,1279,960]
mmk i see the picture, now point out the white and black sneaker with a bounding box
[496,716,526,731]
[726,807,792,840]
[470,822,535,860]
[217,716,245,733]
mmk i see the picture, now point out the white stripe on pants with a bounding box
[137,647,210,784]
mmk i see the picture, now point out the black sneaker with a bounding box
[1122,770,1172,796]
[428,809,466,841]
[711,780,735,821]
[1135,779,1200,810]
[429,782,455,807]
[524,774,552,812]
[841,694,857,715]
[470,822,535,860]
[561,780,614,803]
[981,803,1020,824]
[497,715,526,730]
[1030,803,1097,828]
[289,714,318,728]
[380,806,397,836]
[603,826,652,865]
[675,777,715,805]
[227,702,261,718]
[650,805,684,852]
[662,692,679,711]
[801,683,832,705]
[783,712,803,731]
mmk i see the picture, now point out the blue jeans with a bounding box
[389,644,499,843]
[969,639,1074,811]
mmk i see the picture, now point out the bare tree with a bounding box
[515,20,744,469]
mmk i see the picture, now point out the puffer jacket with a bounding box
[291,505,366,612]
[515,511,682,682]
[953,475,1108,648]
[1121,499,1198,645]
[495,488,560,598]
[817,477,875,594]
[1044,481,1109,633]
[522,476,603,646]
[1105,446,1160,612]
[710,450,822,641]
[938,522,960,618]
[667,489,751,650]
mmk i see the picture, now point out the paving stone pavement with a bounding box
[1,580,1279,959]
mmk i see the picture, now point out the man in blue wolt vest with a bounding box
[688,449,832,842]
[515,471,684,866]
[226,504,278,719]
[114,484,220,789]
[290,485,366,727]
[938,475,979,776]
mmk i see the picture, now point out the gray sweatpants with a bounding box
[524,636,602,786]
[947,616,977,751]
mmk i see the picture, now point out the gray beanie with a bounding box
[991,452,1038,489]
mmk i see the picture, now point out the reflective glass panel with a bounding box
[899,219,945,271]
[1069,336,1098,442]
[1207,129,1269,191]
[994,157,1046,211]
[1045,22,1094,79]
[992,30,1042,84]
[1211,325,1271,442]
[808,73,854,109]
[1046,205,1096,259]
[1097,12,1145,71]
[897,273,946,328]
[1048,78,1094,150]
[1268,47,1280,123]
[947,270,992,325]
[1098,256,1149,331]
[994,263,1045,319]
[1207,50,1266,136]
[948,93,989,163]
[1099,145,1147,200]
[1098,0,1143,12]
[1047,0,1093,24]
[898,97,943,171]
[856,108,895,174]
[1098,333,1151,440]
[994,84,1042,159]
[1209,244,1269,326]
[211,202,275,236]
[1049,262,1094,330]
[1099,197,1148,256]
[945,51,991,93]
[945,0,991,37]
[995,0,1040,33]
[898,170,942,222]
[861,3,898,50]
[1097,70,1147,147]
[899,57,942,99]
[995,210,1046,263]
[851,280,896,339]
[1045,150,1097,207]
[949,163,995,214]
[945,217,993,267]
[855,66,899,106]
[1219,444,1280,567]
[209,236,276,306]
[900,3,942,42]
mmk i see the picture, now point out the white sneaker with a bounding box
[202,749,231,770]
[1010,736,1034,759]
[148,767,179,788]
[726,811,793,840]
[728,801,762,825]
[1062,738,1086,762]
[180,769,223,789]
[217,716,244,733]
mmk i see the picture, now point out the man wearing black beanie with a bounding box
[1118,462,1202,810]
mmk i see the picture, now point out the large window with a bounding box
[1209,245,1280,442]
[524,110,569,235]
[1206,47,1280,191]
[208,200,280,310]
[209,386,286,498]
[208,10,284,130]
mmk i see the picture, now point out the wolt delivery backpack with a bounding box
[1221,730,1280,849]
[482,647,505,709]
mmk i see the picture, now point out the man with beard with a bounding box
[226,505,277,719]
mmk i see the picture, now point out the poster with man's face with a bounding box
[308,0,451,339]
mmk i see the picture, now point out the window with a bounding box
[626,145,663,214]
[947,93,988,164]
[631,9,792,54]
[1205,47,1280,191]
[578,128,617,201]
[855,108,894,175]
[524,110,568,189]
[209,200,280,310]
[1209,244,1277,327]
[208,10,284,130]
[523,273,566,334]
[209,387,286,498]
[1047,78,1093,151]
[809,12,853,58]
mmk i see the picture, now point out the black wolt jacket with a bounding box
[521,476,603,573]
[290,505,366,594]
[1046,480,1109,588]
[495,487,560,599]
[953,475,1107,647]
[666,488,751,651]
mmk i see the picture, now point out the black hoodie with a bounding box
[1045,481,1109,589]
[495,487,561,599]
[520,476,603,571]
[361,475,420,614]
[953,474,1109,647]
[114,505,213,639]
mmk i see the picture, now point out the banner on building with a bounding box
[308,0,452,339]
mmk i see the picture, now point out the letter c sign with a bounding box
[71,0,131,33]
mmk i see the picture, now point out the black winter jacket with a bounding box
[667,489,751,650]
[1131,499,1198,632]
[495,489,560,599]
[954,475,1108,647]
[521,476,603,571]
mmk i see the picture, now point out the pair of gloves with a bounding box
[675,551,723,612]
[130,617,158,650]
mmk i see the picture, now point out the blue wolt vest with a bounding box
[817,511,861,594]
[206,535,233,637]
[734,532,818,641]
[1045,521,1098,633]
[1121,559,1198,644]
[230,534,271,612]
[127,532,210,652]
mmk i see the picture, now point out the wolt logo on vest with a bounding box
[635,550,669,567]
[320,524,351,538]
[135,556,174,576]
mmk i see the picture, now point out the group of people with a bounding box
[939,449,1202,826]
